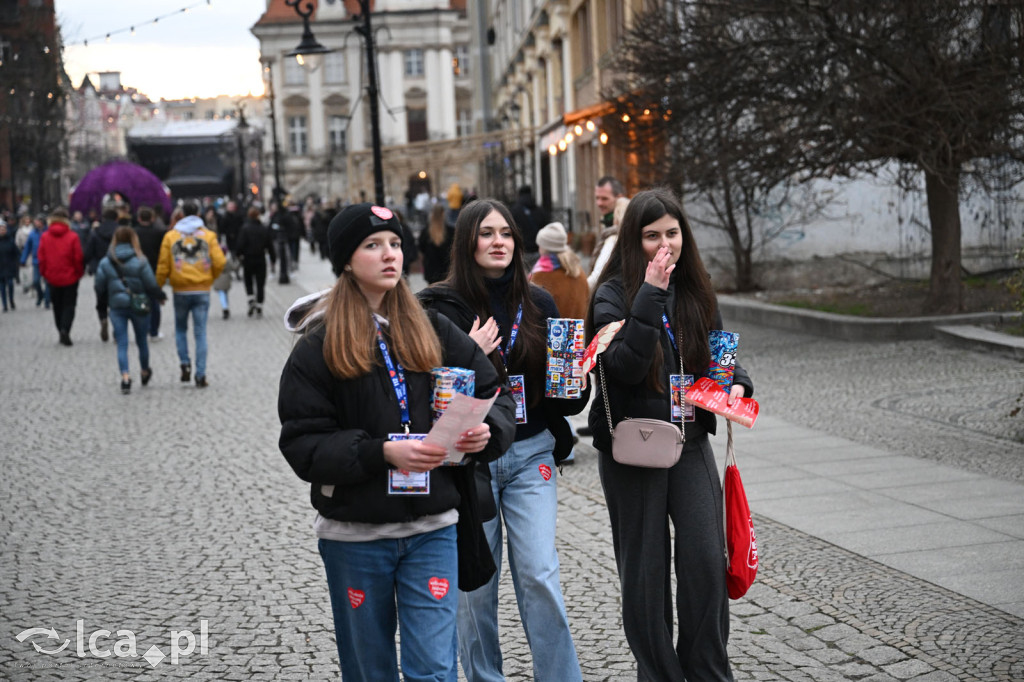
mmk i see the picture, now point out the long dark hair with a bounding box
[442,198,547,406]
[586,188,715,391]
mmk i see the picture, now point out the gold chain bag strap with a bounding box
[598,338,684,468]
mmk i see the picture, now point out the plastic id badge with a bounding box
[670,374,695,423]
[387,433,430,495]
[509,375,527,424]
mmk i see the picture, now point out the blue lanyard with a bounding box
[374,319,410,429]
[498,304,523,368]
[661,313,678,353]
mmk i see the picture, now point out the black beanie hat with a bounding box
[327,203,404,276]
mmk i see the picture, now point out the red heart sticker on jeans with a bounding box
[539,464,552,481]
[347,588,365,608]
[371,205,394,221]
[428,577,449,599]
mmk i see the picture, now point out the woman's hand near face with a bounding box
[468,315,502,355]
[383,439,449,473]
[644,245,676,290]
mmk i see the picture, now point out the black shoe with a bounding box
[195,375,208,388]
[141,368,152,386]
[247,299,255,317]
[577,425,592,437]
[256,305,263,318]
[180,364,191,382]
[222,309,230,320]
[59,331,72,346]
[100,318,109,342]
[121,378,131,395]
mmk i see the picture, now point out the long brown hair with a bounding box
[319,271,442,380]
[427,204,447,246]
[586,188,715,391]
[442,198,546,406]
[109,226,145,260]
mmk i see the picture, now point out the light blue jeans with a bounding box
[319,525,459,682]
[109,308,150,376]
[173,292,209,378]
[457,429,582,682]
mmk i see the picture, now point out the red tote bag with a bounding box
[724,421,758,598]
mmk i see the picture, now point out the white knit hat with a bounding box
[536,222,568,253]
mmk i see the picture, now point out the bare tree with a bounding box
[610,0,1024,311]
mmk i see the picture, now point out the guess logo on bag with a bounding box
[746,518,759,569]
[347,588,365,608]
[538,464,552,481]
[428,577,449,599]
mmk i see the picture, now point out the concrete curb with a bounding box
[935,324,1024,361]
[718,293,1022,343]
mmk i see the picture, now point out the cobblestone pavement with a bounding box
[1,263,1021,680]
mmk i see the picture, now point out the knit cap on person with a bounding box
[327,203,405,276]
[536,222,568,253]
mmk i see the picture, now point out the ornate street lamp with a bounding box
[286,0,385,206]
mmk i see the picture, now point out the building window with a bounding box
[284,57,306,85]
[404,49,424,77]
[407,107,427,142]
[324,52,346,84]
[288,115,308,155]
[573,5,593,75]
[328,115,348,153]
[456,109,472,137]
[454,45,470,77]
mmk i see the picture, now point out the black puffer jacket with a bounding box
[278,308,517,524]
[589,278,754,453]
[418,282,590,463]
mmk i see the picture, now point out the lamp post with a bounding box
[235,107,249,202]
[286,0,385,206]
[260,57,285,203]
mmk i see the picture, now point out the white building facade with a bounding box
[252,0,479,206]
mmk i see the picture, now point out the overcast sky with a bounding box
[57,0,268,101]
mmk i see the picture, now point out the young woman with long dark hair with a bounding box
[419,198,586,681]
[278,204,517,681]
[587,188,754,681]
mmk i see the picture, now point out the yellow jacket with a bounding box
[156,216,226,292]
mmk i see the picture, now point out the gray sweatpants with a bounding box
[598,436,734,682]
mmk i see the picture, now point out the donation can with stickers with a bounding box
[431,367,476,422]
[545,318,586,399]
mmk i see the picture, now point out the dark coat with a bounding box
[0,230,20,279]
[417,225,454,284]
[235,219,276,266]
[84,219,117,274]
[588,278,754,453]
[133,223,165,271]
[418,282,590,463]
[510,199,551,254]
[278,311,517,524]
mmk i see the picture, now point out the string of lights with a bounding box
[65,0,214,48]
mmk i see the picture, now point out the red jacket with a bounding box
[38,221,85,287]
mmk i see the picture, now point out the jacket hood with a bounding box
[283,289,330,332]
[174,215,205,234]
[112,243,137,261]
[47,221,70,237]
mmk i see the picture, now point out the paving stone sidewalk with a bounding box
[0,262,1020,680]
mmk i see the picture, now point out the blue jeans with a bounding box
[32,263,50,307]
[457,429,581,682]
[173,292,210,377]
[319,525,459,682]
[109,308,150,375]
[147,292,161,337]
